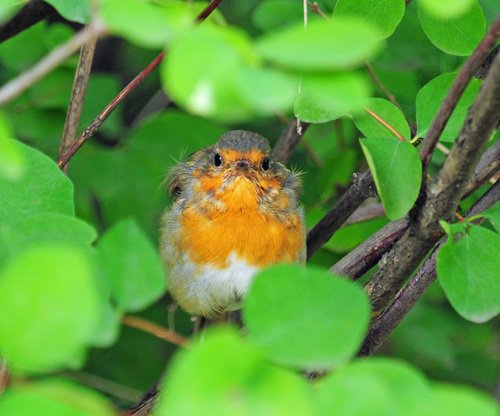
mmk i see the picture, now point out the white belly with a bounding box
[166,251,259,316]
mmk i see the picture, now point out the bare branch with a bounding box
[0,0,58,43]
[462,139,500,198]
[57,0,226,170]
[0,22,105,106]
[419,16,500,169]
[330,219,408,280]
[59,26,97,164]
[364,61,405,114]
[359,180,500,356]
[272,119,309,164]
[343,203,385,226]
[307,170,376,259]
[329,139,500,280]
[365,51,500,313]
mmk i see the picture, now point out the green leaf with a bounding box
[480,202,500,233]
[0,0,22,25]
[294,72,371,123]
[0,245,99,374]
[0,213,96,265]
[0,22,46,71]
[417,1,486,56]
[0,141,74,225]
[316,358,431,415]
[162,25,259,122]
[333,0,405,39]
[101,0,197,48]
[416,73,481,142]
[326,217,389,253]
[0,379,115,416]
[391,303,460,370]
[428,383,499,416]
[26,68,74,109]
[243,265,370,370]
[236,68,297,115]
[256,18,382,70]
[437,224,500,323]
[97,218,166,312]
[156,328,314,416]
[252,0,304,32]
[419,0,476,18]
[353,98,411,140]
[0,112,24,179]
[44,0,90,24]
[360,137,422,220]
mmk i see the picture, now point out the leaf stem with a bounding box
[364,107,405,141]
[122,315,187,347]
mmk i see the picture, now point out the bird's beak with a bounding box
[235,159,250,170]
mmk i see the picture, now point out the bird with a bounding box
[160,130,305,317]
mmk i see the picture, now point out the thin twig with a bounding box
[0,22,106,106]
[359,180,500,356]
[57,52,164,169]
[0,360,8,394]
[122,315,187,347]
[57,0,225,170]
[308,1,328,18]
[195,0,224,22]
[364,107,405,141]
[63,370,142,403]
[343,203,385,226]
[463,139,500,198]
[272,119,309,164]
[59,25,98,165]
[419,16,500,169]
[364,61,405,113]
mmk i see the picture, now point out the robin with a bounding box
[160,130,305,317]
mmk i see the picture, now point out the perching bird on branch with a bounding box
[160,130,305,317]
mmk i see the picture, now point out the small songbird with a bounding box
[160,130,305,316]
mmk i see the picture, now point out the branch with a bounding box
[419,16,500,169]
[57,0,225,170]
[59,25,97,165]
[0,21,105,106]
[271,118,309,164]
[329,141,500,280]
[330,218,408,279]
[343,203,385,226]
[306,170,376,259]
[57,51,164,169]
[462,139,500,198]
[365,51,500,313]
[0,0,58,43]
[359,180,500,356]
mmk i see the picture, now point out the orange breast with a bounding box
[179,181,305,269]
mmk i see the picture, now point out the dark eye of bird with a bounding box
[262,157,270,171]
[214,153,223,167]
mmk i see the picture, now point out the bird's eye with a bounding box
[262,157,270,171]
[214,153,223,167]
